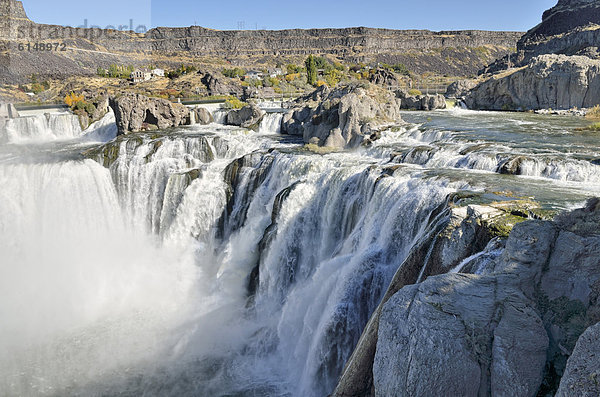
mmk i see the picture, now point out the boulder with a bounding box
[108,93,191,135]
[556,322,600,397]
[467,55,600,110]
[194,107,213,125]
[336,198,600,397]
[281,84,403,149]
[396,90,447,110]
[226,104,265,130]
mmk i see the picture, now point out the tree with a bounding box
[305,55,317,86]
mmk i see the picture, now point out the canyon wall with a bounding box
[0,0,522,83]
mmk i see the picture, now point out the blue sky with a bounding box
[21,0,557,32]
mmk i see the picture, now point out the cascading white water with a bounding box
[83,111,118,142]
[1,113,83,143]
[259,112,283,133]
[1,107,597,397]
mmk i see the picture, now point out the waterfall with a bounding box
[259,112,283,133]
[212,109,228,124]
[1,113,83,143]
[1,106,597,396]
[83,111,118,142]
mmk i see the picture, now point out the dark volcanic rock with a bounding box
[556,322,600,397]
[226,104,265,130]
[108,93,191,135]
[368,69,400,87]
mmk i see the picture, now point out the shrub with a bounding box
[285,73,300,82]
[586,105,600,120]
[223,67,246,78]
[224,97,247,109]
[408,89,422,96]
[587,122,600,131]
[316,80,327,87]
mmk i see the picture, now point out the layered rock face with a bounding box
[281,85,403,149]
[335,198,600,397]
[467,54,600,110]
[518,0,600,62]
[469,0,600,110]
[0,0,521,82]
[108,93,190,135]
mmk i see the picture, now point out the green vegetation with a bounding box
[222,67,246,78]
[224,97,247,109]
[380,63,411,76]
[98,64,135,79]
[167,64,198,79]
[286,64,305,74]
[408,89,422,96]
[306,55,317,86]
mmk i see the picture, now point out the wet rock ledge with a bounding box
[334,197,600,397]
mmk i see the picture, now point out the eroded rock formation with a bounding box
[108,93,190,135]
[467,54,600,110]
[282,84,403,149]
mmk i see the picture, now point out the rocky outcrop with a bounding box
[396,90,447,110]
[556,322,600,397]
[466,55,600,110]
[335,198,600,397]
[108,93,191,135]
[201,72,243,98]
[226,104,265,130]
[518,0,600,63]
[368,69,400,87]
[374,273,548,397]
[281,84,403,149]
[333,195,536,397]
[445,79,477,98]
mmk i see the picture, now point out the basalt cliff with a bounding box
[467,0,600,110]
[0,0,522,83]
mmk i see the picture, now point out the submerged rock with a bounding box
[108,93,191,135]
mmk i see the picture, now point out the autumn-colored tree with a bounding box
[64,92,84,107]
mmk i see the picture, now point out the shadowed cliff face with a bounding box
[517,0,600,62]
[0,0,521,83]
